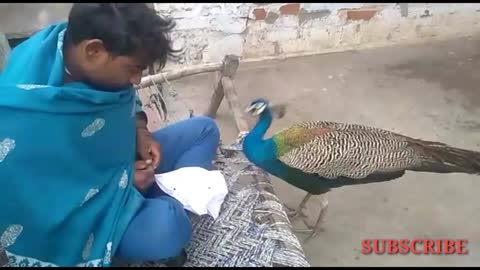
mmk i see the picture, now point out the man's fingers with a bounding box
[137,166,155,178]
[134,165,155,191]
[144,166,155,176]
[138,148,152,163]
[150,146,161,169]
[135,160,148,170]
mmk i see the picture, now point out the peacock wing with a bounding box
[275,121,421,179]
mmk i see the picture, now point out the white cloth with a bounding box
[154,166,229,220]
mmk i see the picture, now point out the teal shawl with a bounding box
[0,22,145,266]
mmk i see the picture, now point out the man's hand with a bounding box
[134,160,155,192]
[136,115,161,169]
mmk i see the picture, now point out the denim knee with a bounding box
[193,116,220,143]
[117,197,192,261]
[146,197,192,258]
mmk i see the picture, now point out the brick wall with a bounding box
[155,3,480,68]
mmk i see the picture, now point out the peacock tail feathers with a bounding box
[272,120,480,180]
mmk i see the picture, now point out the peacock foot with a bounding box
[294,195,329,242]
[285,192,313,221]
[284,205,305,220]
[235,131,249,145]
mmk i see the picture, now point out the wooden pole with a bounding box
[135,62,223,89]
[221,76,250,133]
[205,71,224,118]
[205,54,240,118]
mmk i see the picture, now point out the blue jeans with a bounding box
[115,116,220,261]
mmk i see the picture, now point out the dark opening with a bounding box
[8,37,29,49]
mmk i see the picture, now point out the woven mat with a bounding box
[121,142,310,267]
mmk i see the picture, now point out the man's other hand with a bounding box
[136,127,161,169]
[134,160,155,192]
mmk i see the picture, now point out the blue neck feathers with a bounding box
[242,106,333,194]
[245,109,272,143]
[243,109,277,163]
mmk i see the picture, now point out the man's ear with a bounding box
[84,39,108,61]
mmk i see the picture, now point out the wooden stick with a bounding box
[135,62,223,89]
[205,71,224,118]
[221,55,240,79]
[221,76,250,133]
[204,54,240,118]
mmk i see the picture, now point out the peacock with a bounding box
[241,98,480,241]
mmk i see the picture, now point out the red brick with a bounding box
[253,8,267,20]
[344,8,379,21]
[279,3,300,15]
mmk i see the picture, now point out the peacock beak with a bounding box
[245,104,257,113]
[245,102,267,116]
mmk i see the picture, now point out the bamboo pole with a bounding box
[221,76,250,133]
[205,55,240,118]
[205,71,224,118]
[135,62,223,89]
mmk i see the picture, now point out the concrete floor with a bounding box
[161,36,480,266]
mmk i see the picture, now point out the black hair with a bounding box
[65,3,179,70]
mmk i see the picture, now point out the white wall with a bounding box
[155,3,480,67]
[0,3,72,39]
[2,3,479,68]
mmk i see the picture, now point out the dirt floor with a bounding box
[146,35,480,266]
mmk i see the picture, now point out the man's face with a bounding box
[71,39,148,91]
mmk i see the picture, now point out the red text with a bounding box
[361,239,468,255]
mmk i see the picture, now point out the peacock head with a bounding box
[244,98,286,119]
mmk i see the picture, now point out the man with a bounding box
[0,3,219,266]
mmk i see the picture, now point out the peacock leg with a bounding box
[286,193,312,220]
[294,195,329,241]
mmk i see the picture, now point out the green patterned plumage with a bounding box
[273,120,480,180]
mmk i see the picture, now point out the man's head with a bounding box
[64,3,177,90]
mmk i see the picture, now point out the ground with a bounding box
[144,35,480,266]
